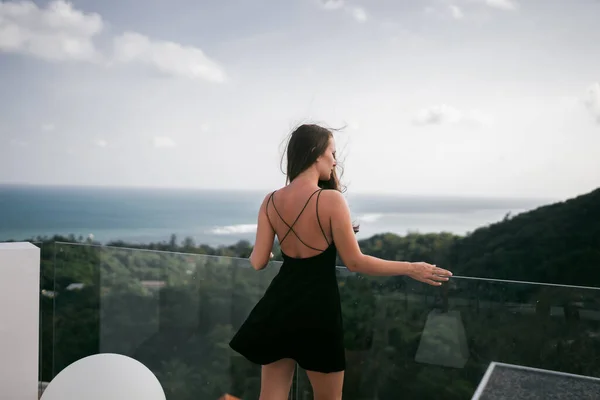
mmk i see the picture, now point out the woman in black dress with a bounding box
[229,124,452,399]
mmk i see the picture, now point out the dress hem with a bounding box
[229,343,345,374]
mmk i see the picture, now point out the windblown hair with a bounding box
[281,123,359,232]
[282,124,344,191]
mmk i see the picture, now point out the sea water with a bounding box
[0,184,550,246]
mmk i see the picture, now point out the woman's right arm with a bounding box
[327,190,452,286]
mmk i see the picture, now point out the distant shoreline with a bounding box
[0,182,558,203]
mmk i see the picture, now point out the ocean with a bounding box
[0,184,550,246]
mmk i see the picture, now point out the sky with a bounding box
[1,0,599,199]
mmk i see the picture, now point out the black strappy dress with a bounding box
[229,189,345,373]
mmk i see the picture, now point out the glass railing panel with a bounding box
[294,273,600,399]
[47,243,290,400]
[34,240,54,396]
[49,242,103,380]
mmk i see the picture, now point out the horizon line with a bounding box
[0,181,564,202]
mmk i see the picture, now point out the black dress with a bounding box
[229,189,345,373]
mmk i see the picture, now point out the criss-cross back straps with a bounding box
[316,188,330,247]
[266,188,329,252]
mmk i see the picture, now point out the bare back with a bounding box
[265,185,334,259]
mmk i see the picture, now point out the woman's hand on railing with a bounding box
[408,262,453,286]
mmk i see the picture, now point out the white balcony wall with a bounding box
[0,242,40,400]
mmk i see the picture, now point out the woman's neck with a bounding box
[289,169,320,188]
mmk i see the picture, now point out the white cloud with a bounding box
[153,136,177,148]
[0,0,103,62]
[484,0,518,11]
[41,122,55,132]
[413,104,493,126]
[112,32,227,83]
[319,0,345,10]
[449,5,464,19]
[424,4,464,20]
[0,1,226,83]
[317,0,367,23]
[426,0,517,19]
[348,6,367,23]
[584,82,600,124]
[93,139,107,148]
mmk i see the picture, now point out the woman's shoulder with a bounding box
[314,189,347,213]
[258,186,285,205]
[260,186,344,203]
[319,188,345,201]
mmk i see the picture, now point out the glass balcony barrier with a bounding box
[38,242,600,399]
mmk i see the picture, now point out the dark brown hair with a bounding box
[282,124,344,191]
[281,123,359,232]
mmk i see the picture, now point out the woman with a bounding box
[229,124,452,399]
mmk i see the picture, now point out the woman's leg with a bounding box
[259,358,297,400]
[305,369,344,400]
